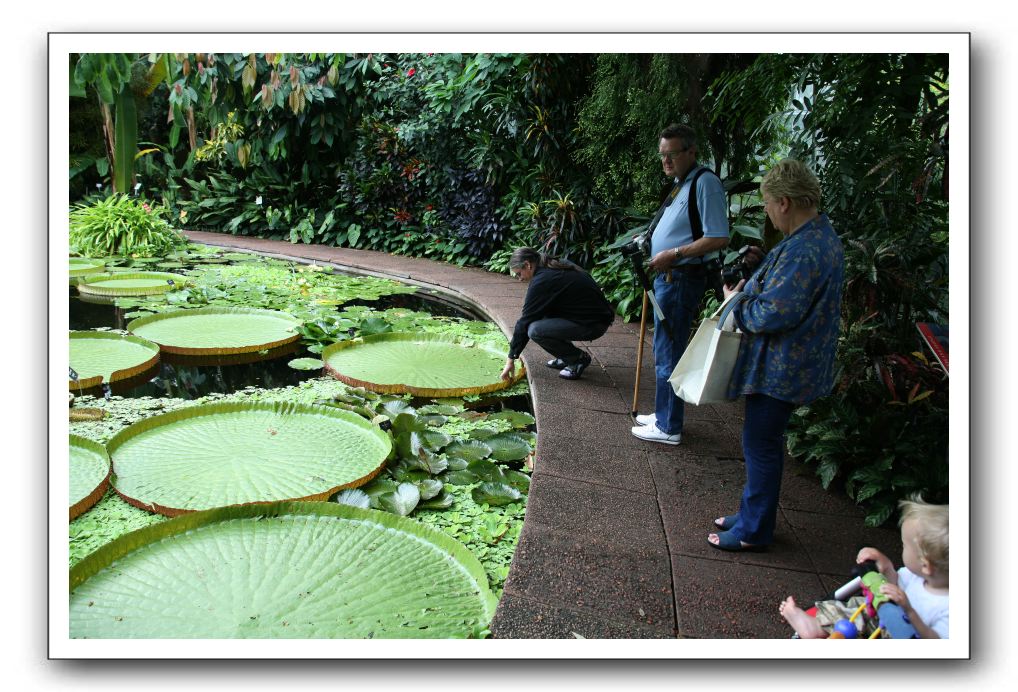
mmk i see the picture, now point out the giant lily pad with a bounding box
[128,307,301,356]
[69,435,111,520]
[69,257,105,278]
[69,501,496,638]
[69,331,160,390]
[106,401,391,516]
[323,332,525,397]
[77,271,184,297]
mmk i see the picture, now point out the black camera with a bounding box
[721,245,763,288]
[619,233,651,260]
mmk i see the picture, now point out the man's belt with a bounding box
[667,263,711,277]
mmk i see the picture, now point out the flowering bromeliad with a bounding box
[393,209,412,225]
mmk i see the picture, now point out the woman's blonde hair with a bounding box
[760,159,822,209]
[899,495,949,575]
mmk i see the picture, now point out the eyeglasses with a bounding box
[659,148,690,161]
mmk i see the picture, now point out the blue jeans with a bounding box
[652,271,707,435]
[730,393,796,545]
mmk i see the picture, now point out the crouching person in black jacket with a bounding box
[500,247,615,382]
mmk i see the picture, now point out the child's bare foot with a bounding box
[779,596,827,639]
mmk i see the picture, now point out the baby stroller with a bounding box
[797,560,919,639]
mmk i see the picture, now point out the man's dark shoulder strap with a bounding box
[687,166,724,241]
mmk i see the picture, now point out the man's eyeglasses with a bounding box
[659,148,690,161]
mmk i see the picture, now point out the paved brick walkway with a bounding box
[184,230,900,639]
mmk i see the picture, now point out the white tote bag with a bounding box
[668,294,746,405]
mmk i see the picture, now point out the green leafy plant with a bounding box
[69,195,187,257]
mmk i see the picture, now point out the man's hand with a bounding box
[500,358,516,382]
[648,248,678,273]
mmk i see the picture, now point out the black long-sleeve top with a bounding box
[507,266,615,359]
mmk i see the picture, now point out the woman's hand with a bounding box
[500,358,516,382]
[722,279,746,300]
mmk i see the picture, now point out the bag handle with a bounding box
[714,292,747,332]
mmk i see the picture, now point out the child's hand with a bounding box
[879,582,911,611]
[857,547,897,583]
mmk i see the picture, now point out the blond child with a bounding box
[780,496,949,638]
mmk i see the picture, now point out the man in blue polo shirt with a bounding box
[631,124,730,445]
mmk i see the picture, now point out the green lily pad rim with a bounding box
[69,500,499,620]
[127,306,302,356]
[69,257,106,277]
[76,271,186,297]
[68,434,111,521]
[104,400,392,517]
[322,332,526,398]
[68,330,161,391]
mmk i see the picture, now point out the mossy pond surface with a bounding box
[68,245,532,634]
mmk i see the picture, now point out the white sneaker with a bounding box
[635,412,656,427]
[630,423,681,445]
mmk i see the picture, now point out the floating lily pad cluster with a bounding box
[67,399,500,638]
[322,390,535,517]
[67,243,536,638]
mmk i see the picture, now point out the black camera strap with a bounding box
[649,165,712,244]
[686,166,712,243]
[646,181,681,237]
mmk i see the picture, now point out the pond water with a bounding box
[69,264,490,400]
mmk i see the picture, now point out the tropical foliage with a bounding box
[70,194,187,257]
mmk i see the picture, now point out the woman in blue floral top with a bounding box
[707,159,845,552]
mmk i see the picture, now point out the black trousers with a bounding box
[527,318,609,364]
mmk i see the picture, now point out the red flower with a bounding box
[425,204,434,211]
[406,67,416,78]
